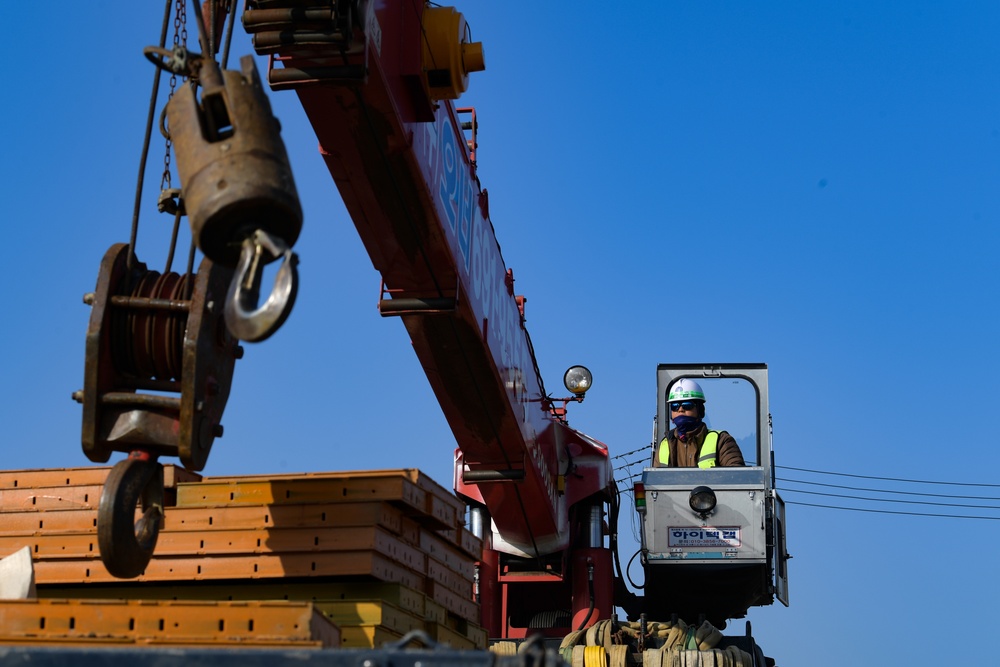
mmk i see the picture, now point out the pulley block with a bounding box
[166,55,301,341]
[81,244,240,577]
[80,243,240,471]
[166,55,301,268]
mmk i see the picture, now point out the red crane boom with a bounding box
[242,1,614,637]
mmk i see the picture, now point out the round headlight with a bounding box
[563,366,593,395]
[689,485,717,515]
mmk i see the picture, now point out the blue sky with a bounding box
[3,2,1000,665]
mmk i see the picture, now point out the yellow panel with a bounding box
[426,621,478,650]
[338,625,404,648]
[317,600,424,635]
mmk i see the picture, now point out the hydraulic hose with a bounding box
[575,559,596,631]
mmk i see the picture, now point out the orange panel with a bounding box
[458,527,484,558]
[0,466,199,490]
[419,529,477,579]
[187,468,465,528]
[3,527,428,574]
[425,493,460,530]
[398,517,422,545]
[0,534,97,560]
[152,526,428,569]
[163,501,406,533]
[0,485,104,511]
[0,502,407,537]
[37,581,431,619]
[0,509,98,535]
[33,550,426,587]
[0,598,339,647]
[175,477,427,515]
[425,580,479,622]
[394,474,462,529]
[438,526,484,558]
[0,637,326,648]
[426,556,475,596]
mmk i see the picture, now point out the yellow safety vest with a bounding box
[658,431,719,468]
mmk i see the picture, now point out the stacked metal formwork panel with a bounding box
[0,467,485,649]
[0,598,341,648]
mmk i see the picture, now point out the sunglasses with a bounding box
[669,402,699,412]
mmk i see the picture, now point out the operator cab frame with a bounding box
[637,363,789,625]
[653,363,771,472]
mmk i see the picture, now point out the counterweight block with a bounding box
[168,55,302,267]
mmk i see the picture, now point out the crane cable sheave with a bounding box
[421,6,486,101]
[166,54,302,342]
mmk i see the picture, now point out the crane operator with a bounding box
[654,379,745,468]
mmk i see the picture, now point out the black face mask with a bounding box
[672,415,702,438]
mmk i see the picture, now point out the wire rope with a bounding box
[777,464,1000,489]
[785,500,1000,521]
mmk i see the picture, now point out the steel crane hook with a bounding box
[97,452,164,579]
[223,229,299,342]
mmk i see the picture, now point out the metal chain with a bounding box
[178,0,188,49]
[160,121,173,190]
[160,0,188,190]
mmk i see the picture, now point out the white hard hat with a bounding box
[668,378,706,403]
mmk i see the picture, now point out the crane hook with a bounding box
[223,228,299,342]
[97,452,164,579]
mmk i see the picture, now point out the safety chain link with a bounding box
[161,0,188,190]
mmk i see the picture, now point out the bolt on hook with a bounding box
[223,229,299,342]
